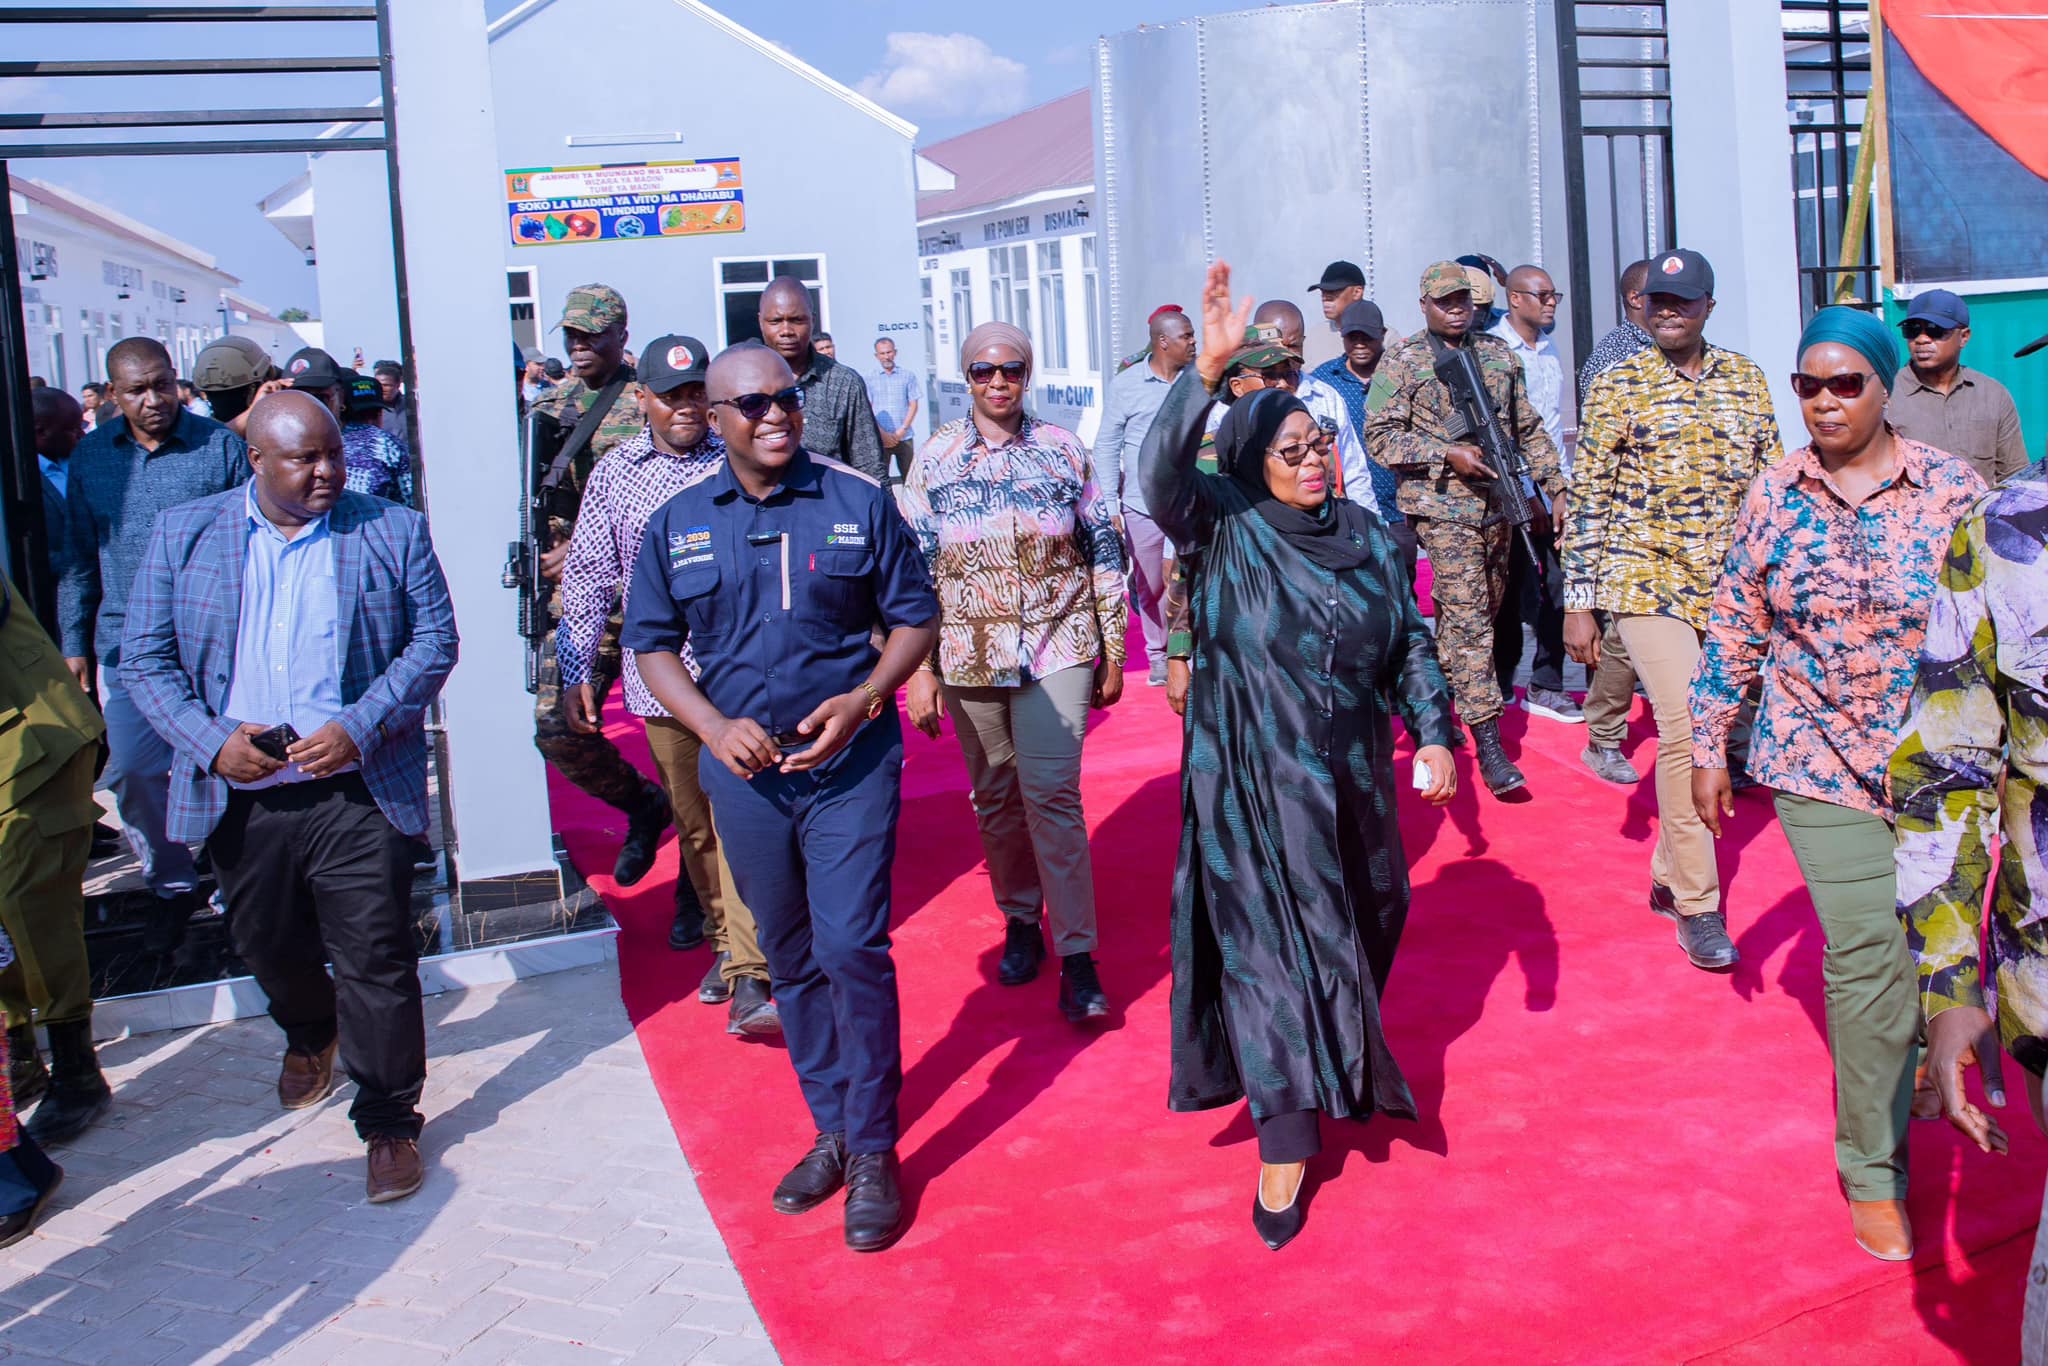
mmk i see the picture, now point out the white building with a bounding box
[9,175,241,388]
[265,0,923,396]
[915,92,1102,444]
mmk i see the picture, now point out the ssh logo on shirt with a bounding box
[825,521,867,548]
[668,526,714,571]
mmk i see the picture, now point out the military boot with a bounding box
[7,1022,48,1109]
[614,783,673,887]
[1471,719,1527,797]
[24,1018,112,1145]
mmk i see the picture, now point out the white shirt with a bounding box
[1293,374,1382,519]
[1490,318,1567,479]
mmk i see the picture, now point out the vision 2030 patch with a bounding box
[668,525,715,571]
[824,520,867,548]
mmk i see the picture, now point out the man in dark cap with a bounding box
[757,278,885,481]
[528,285,674,885]
[283,346,350,420]
[1311,298,1412,579]
[1889,290,2030,487]
[1308,260,1366,330]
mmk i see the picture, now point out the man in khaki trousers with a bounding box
[1559,249,1782,973]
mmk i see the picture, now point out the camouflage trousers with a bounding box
[1414,516,1512,726]
[533,621,657,815]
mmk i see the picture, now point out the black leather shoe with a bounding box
[1674,910,1740,971]
[1648,882,1679,921]
[24,1019,111,1146]
[997,919,1046,986]
[669,874,707,951]
[140,889,200,957]
[0,1163,62,1250]
[697,952,733,1004]
[7,1023,47,1110]
[1251,1173,1307,1251]
[727,976,782,1037]
[1059,953,1110,1022]
[89,821,123,861]
[613,785,673,888]
[1470,720,1526,797]
[844,1150,904,1252]
[773,1131,846,1214]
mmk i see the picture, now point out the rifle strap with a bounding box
[542,364,635,492]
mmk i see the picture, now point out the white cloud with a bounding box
[856,32,1029,119]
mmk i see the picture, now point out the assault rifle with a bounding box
[1431,342,1547,578]
[503,406,568,694]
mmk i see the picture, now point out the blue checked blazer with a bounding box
[120,488,458,842]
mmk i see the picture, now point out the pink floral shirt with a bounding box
[1690,436,1985,816]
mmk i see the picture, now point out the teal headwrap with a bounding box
[1797,306,1901,392]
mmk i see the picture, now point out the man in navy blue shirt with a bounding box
[624,341,937,1252]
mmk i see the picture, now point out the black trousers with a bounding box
[1254,1108,1322,1163]
[1493,526,1567,695]
[209,775,425,1141]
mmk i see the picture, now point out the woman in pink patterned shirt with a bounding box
[1689,307,1983,1263]
[900,322,1129,1023]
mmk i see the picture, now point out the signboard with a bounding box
[505,158,745,248]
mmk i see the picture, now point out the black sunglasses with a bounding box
[1789,371,1878,400]
[711,386,805,421]
[1901,320,1955,342]
[966,360,1030,384]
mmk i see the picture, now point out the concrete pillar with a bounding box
[1668,0,1805,444]
[387,0,554,880]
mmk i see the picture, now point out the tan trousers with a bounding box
[643,718,766,983]
[1617,615,1719,918]
[1582,619,1636,751]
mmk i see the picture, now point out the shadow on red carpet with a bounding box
[548,678,2043,1364]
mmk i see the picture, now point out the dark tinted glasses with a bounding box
[1789,371,1877,400]
[711,386,805,421]
[966,360,1030,385]
[1901,319,1955,342]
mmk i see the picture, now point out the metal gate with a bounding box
[1784,0,1877,315]
[0,3,418,633]
[1553,1,1675,380]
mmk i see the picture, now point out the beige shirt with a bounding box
[1887,364,2031,487]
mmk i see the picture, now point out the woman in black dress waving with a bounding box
[1144,263,1457,1250]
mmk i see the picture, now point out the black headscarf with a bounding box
[1213,388,1374,570]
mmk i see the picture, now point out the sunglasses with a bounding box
[1901,320,1955,342]
[1789,371,1878,400]
[1268,439,1327,468]
[711,386,805,421]
[966,360,1030,385]
[1513,290,1562,305]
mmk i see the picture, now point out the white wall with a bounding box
[308,151,402,366]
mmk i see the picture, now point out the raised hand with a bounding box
[1196,261,1256,391]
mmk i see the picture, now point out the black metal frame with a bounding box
[1553,2,1676,381]
[1783,0,1876,317]
[0,2,418,634]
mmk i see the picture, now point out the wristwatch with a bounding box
[857,681,884,720]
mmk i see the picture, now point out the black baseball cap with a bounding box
[345,373,384,416]
[1643,249,1715,302]
[542,358,565,379]
[284,346,347,391]
[638,334,710,393]
[1338,299,1386,340]
[1309,260,1366,294]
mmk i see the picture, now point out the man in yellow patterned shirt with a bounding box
[1560,249,1782,972]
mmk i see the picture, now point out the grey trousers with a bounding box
[945,664,1100,957]
[1124,509,1171,671]
[101,669,199,899]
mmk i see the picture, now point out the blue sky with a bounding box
[6,0,1248,314]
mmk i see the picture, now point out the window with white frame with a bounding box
[1081,236,1101,373]
[947,267,974,364]
[28,241,57,279]
[715,256,826,349]
[921,275,937,375]
[1036,241,1068,372]
[508,267,540,356]
[987,245,1030,337]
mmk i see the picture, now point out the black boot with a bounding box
[7,1022,48,1109]
[997,918,1046,986]
[25,1018,111,1145]
[1058,953,1110,1023]
[140,888,200,957]
[843,1150,904,1252]
[669,873,707,951]
[1470,719,1526,797]
[613,783,673,887]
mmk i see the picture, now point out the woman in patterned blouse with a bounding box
[1689,307,1983,1264]
[900,321,1129,1024]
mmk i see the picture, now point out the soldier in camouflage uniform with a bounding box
[530,285,672,883]
[1365,260,1563,797]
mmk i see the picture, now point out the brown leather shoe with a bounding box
[277,1041,338,1110]
[366,1136,424,1204]
[1850,1198,1913,1261]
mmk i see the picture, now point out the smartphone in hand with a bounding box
[250,722,302,762]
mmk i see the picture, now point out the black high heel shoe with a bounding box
[1251,1170,1307,1250]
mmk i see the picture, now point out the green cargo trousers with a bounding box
[0,745,98,1027]
[1774,791,1917,1200]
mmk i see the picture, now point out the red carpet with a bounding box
[549,674,2044,1364]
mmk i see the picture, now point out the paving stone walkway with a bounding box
[0,964,777,1365]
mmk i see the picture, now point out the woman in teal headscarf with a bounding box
[1687,306,1986,1262]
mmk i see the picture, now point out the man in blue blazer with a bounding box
[122,392,458,1203]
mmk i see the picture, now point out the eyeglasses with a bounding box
[1268,439,1327,467]
[1901,320,1955,342]
[966,360,1030,385]
[1513,290,1562,305]
[1788,371,1877,400]
[711,386,805,421]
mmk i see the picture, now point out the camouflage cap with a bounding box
[1464,265,1497,308]
[555,283,627,334]
[1419,260,1474,299]
[1226,321,1303,372]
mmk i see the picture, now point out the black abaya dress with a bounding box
[1140,370,1455,1130]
